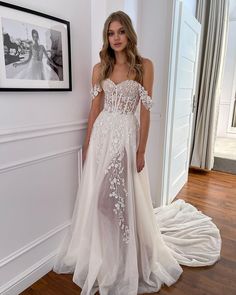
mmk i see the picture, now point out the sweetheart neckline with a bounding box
[106,78,141,87]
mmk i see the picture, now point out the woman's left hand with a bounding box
[136,150,145,173]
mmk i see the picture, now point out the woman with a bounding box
[53,11,221,295]
[12,29,59,80]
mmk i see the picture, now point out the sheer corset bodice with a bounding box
[31,45,44,61]
[90,78,153,114]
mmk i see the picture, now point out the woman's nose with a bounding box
[114,33,120,40]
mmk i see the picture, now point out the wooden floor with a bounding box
[21,169,236,295]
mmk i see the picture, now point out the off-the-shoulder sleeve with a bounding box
[90,83,102,100]
[138,84,153,110]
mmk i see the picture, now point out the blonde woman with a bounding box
[53,11,221,295]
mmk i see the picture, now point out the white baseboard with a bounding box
[0,220,71,295]
[1,251,57,295]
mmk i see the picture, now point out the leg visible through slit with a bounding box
[97,148,130,243]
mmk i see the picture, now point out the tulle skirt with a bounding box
[7,58,59,80]
[53,110,221,295]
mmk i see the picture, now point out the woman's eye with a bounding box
[108,30,125,37]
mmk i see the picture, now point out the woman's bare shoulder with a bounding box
[141,57,154,91]
[92,62,102,83]
[141,57,154,81]
[93,62,102,73]
[141,57,153,70]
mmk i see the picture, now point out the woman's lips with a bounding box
[114,43,122,46]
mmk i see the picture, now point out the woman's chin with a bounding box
[113,47,126,52]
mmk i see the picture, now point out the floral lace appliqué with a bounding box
[138,84,153,110]
[90,83,102,100]
[105,149,130,243]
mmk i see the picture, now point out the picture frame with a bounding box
[0,1,72,91]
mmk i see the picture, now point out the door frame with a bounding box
[161,0,182,206]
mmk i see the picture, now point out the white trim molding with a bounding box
[0,145,83,174]
[0,221,71,268]
[0,220,71,294]
[0,120,87,143]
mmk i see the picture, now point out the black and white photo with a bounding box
[0,1,71,90]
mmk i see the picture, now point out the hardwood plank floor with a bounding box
[21,169,236,295]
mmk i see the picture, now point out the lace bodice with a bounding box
[31,45,44,61]
[90,78,153,114]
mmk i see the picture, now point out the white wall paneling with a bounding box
[0,124,85,293]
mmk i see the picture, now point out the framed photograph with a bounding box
[0,1,72,91]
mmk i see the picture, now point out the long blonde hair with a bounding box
[98,11,144,85]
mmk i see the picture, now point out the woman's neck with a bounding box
[114,51,127,65]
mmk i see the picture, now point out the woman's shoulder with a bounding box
[92,62,102,83]
[141,57,154,80]
[92,62,102,72]
[141,57,153,69]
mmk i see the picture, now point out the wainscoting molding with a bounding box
[0,120,87,144]
[0,145,82,174]
[0,221,71,269]
[0,122,85,294]
[0,251,57,295]
[0,147,83,294]
[0,219,71,294]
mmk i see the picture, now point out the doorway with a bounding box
[213,2,236,174]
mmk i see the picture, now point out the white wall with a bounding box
[0,0,91,293]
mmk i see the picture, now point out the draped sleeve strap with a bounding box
[138,83,153,111]
[90,83,103,100]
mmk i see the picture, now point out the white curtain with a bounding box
[190,0,229,169]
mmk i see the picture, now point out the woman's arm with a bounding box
[136,58,154,172]
[82,63,103,162]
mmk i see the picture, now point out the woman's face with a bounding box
[108,21,128,52]
[32,32,39,42]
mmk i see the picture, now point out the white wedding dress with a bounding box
[53,78,222,295]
